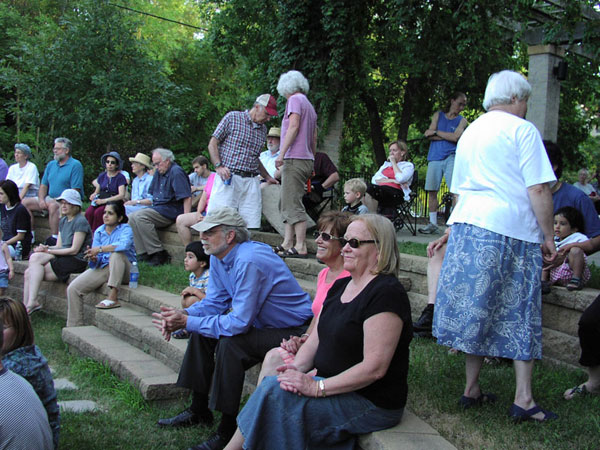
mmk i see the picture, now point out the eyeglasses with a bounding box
[339,238,377,249]
[105,160,118,165]
[313,231,340,242]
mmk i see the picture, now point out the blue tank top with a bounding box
[427,111,464,161]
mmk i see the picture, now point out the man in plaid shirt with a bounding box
[207,94,279,228]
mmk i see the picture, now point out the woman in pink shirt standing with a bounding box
[275,70,318,259]
[258,211,351,384]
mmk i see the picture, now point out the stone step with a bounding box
[94,304,188,373]
[62,325,188,401]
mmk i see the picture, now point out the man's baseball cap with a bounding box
[267,127,281,138]
[56,189,82,206]
[191,207,247,233]
[255,94,278,117]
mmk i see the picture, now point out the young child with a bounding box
[0,241,14,296]
[542,206,590,292]
[342,178,369,215]
[172,241,210,339]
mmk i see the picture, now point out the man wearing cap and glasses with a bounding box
[152,207,312,450]
[207,94,280,229]
[30,137,84,243]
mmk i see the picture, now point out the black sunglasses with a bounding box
[105,160,118,165]
[313,231,340,242]
[340,238,377,249]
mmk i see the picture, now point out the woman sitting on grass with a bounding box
[23,189,92,315]
[172,241,211,339]
[1,297,60,449]
[66,201,136,326]
[542,206,590,292]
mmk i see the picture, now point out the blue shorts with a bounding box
[424,155,455,191]
[0,270,9,288]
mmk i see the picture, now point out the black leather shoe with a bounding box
[137,253,150,262]
[157,408,212,428]
[147,250,171,266]
[413,304,434,333]
[188,434,229,450]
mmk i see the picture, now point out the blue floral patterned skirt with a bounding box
[432,223,542,360]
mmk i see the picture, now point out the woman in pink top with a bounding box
[258,211,351,384]
[175,172,216,246]
[275,70,318,259]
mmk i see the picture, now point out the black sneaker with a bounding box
[188,433,229,450]
[147,250,171,266]
[157,408,213,428]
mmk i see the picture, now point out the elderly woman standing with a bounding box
[275,70,317,259]
[224,214,412,450]
[433,70,557,422]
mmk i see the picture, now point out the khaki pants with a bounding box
[66,252,131,327]
[128,208,174,255]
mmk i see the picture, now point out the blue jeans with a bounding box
[238,376,404,450]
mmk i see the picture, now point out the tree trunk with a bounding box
[397,76,421,141]
[360,92,386,166]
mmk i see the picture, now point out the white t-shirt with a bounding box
[555,231,588,250]
[573,182,596,196]
[7,161,40,190]
[448,110,556,243]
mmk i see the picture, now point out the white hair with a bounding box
[482,70,531,111]
[152,148,175,162]
[277,71,310,97]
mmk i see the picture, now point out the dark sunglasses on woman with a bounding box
[313,231,340,242]
[339,238,377,249]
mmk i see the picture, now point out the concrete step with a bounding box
[62,325,188,401]
[94,304,188,373]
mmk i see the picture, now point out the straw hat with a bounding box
[128,153,153,170]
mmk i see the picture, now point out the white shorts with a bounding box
[206,174,261,228]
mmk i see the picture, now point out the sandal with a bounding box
[564,384,597,400]
[566,277,583,291]
[27,304,43,316]
[172,329,190,339]
[281,247,308,259]
[459,392,497,409]
[95,299,121,309]
[509,404,557,423]
[273,245,286,255]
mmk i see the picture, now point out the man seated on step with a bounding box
[414,140,600,337]
[152,206,312,450]
[128,148,191,266]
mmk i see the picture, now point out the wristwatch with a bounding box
[215,162,223,168]
[136,200,140,205]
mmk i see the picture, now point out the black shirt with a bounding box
[314,274,413,409]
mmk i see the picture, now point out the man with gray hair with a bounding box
[207,94,279,229]
[153,206,312,450]
[129,148,191,266]
[31,137,84,239]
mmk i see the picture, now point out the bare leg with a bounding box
[257,348,285,386]
[567,248,585,279]
[47,199,60,235]
[428,191,438,218]
[464,354,485,398]
[223,428,244,450]
[281,223,294,250]
[293,220,307,254]
[176,212,199,246]
[181,295,201,309]
[427,243,446,305]
[107,286,119,303]
[513,359,548,419]
[24,253,56,309]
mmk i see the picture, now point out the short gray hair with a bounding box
[221,225,250,243]
[152,148,175,163]
[277,70,310,97]
[482,70,531,111]
[54,137,72,152]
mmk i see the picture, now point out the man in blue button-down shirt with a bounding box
[153,207,312,449]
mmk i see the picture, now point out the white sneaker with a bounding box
[418,223,440,234]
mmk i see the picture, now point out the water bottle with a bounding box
[129,262,139,289]
[91,194,99,207]
[223,176,232,186]
[14,242,22,261]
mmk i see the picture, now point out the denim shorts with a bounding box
[424,154,455,191]
[0,270,9,288]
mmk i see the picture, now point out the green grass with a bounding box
[408,338,600,449]
[30,307,600,449]
[137,261,189,295]
[31,312,217,450]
